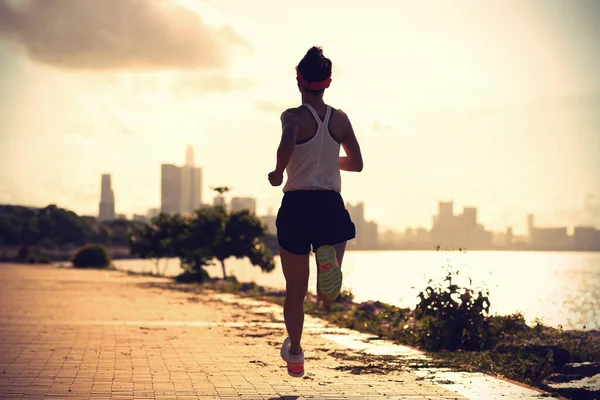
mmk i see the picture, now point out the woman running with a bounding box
[268,46,364,377]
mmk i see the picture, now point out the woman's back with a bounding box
[283,103,341,193]
[282,102,362,193]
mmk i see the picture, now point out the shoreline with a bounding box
[127,267,599,398]
[119,267,599,392]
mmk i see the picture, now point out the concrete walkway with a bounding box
[0,264,551,399]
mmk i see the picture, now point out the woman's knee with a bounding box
[286,281,308,299]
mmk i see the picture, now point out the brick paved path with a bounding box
[0,263,469,399]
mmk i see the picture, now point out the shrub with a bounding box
[414,265,492,351]
[336,288,355,303]
[71,243,112,268]
[175,269,210,283]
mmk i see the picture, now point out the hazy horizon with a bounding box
[1,0,599,234]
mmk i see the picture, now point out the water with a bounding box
[113,250,600,331]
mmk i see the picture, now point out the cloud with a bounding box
[254,101,285,115]
[0,0,250,70]
[173,71,257,94]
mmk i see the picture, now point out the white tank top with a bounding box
[283,103,342,193]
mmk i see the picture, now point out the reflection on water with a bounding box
[113,250,600,330]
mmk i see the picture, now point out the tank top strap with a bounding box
[301,103,324,125]
[323,106,332,126]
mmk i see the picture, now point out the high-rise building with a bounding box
[186,145,194,168]
[98,174,115,221]
[180,165,192,213]
[160,146,203,215]
[462,207,477,227]
[527,214,535,243]
[230,197,257,214]
[346,202,365,248]
[180,145,203,214]
[191,167,203,212]
[439,201,454,219]
[161,164,182,214]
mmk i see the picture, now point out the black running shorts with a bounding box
[276,190,356,255]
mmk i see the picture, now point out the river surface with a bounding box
[113,250,600,331]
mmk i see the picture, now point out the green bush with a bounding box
[175,269,210,283]
[414,265,492,351]
[71,243,112,268]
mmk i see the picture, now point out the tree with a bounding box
[211,186,231,195]
[127,204,275,281]
[128,213,186,275]
[214,209,275,279]
[177,207,227,276]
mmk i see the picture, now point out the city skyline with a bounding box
[1,0,599,234]
[92,150,599,239]
[88,143,600,237]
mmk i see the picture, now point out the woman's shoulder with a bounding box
[329,106,351,125]
[280,106,309,123]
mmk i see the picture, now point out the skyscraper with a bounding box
[161,164,182,214]
[527,214,535,243]
[190,166,203,212]
[98,174,115,221]
[160,146,203,215]
[186,144,194,167]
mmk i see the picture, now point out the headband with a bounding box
[296,66,332,91]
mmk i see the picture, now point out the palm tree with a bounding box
[211,186,231,195]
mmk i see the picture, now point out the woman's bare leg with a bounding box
[280,246,310,356]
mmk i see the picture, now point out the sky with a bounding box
[0,0,599,234]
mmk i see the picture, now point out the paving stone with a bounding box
[0,264,468,399]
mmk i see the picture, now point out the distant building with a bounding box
[160,164,182,215]
[133,214,148,223]
[214,195,227,208]
[491,231,507,247]
[381,229,403,246]
[527,214,535,244]
[147,208,159,219]
[346,202,365,248]
[531,227,569,249]
[186,145,194,167]
[160,146,203,215]
[431,201,491,249]
[414,227,430,243]
[260,208,277,234]
[345,202,378,248]
[571,226,599,251]
[363,221,379,248]
[190,167,203,212]
[230,197,257,214]
[505,227,514,246]
[98,174,115,221]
